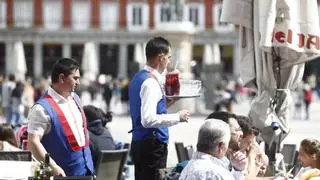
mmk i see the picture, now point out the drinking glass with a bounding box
[165,72,180,96]
[180,80,202,96]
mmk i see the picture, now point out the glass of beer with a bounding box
[165,72,180,96]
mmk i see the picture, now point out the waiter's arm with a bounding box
[140,79,181,128]
[27,105,66,176]
[28,134,66,176]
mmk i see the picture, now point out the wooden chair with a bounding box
[184,145,194,160]
[95,149,129,180]
[174,142,188,163]
[0,151,32,161]
[281,144,297,170]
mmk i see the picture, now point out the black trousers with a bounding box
[131,139,168,180]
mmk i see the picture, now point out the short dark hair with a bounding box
[145,36,171,61]
[8,74,15,81]
[51,58,80,83]
[83,105,113,126]
[0,123,17,147]
[206,111,237,124]
[236,115,259,137]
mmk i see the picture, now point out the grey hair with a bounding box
[197,119,231,154]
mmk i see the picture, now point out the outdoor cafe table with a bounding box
[0,160,34,180]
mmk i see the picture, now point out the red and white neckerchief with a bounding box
[44,94,89,152]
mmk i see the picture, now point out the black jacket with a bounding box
[87,119,116,170]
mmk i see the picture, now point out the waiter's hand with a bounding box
[178,110,190,122]
[52,164,66,177]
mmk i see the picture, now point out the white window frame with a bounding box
[213,3,234,32]
[127,3,149,31]
[72,0,90,30]
[154,2,171,27]
[14,0,33,28]
[100,2,118,31]
[43,0,62,30]
[0,0,6,28]
[184,3,204,31]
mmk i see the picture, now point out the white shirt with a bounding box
[140,65,180,128]
[27,87,85,146]
[292,167,312,180]
[179,151,244,180]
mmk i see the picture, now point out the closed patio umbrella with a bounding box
[221,0,320,174]
[82,42,98,82]
[9,41,27,81]
[134,43,144,67]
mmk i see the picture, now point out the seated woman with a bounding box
[83,105,116,169]
[236,115,269,177]
[293,138,320,180]
[0,123,21,151]
[16,125,28,150]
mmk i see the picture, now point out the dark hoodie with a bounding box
[85,106,116,169]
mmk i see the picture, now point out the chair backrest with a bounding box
[175,142,188,163]
[96,149,129,180]
[184,145,194,160]
[281,144,297,167]
[0,151,32,161]
[54,176,93,180]
[292,150,301,176]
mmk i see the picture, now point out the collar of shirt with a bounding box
[143,65,164,84]
[193,151,230,170]
[48,86,73,103]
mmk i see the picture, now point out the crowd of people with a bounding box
[0,36,319,180]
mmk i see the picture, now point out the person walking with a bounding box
[27,58,94,177]
[1,74,16,123]
[129,36,190,180]
[303,83,313,120]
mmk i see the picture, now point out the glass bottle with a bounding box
[43,153,53,180]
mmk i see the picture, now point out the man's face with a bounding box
[62,69,80,93]
[228,118,243,151]
[240,134,256,152]
[158,47,172,73]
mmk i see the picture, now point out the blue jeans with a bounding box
[11,111,21,127]
[3,106,12,124]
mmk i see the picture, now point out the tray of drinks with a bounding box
[166,94,201,99]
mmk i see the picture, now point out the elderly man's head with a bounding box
[197,119,231,158]
[206,111,243,151]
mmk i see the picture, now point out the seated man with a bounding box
[179,119,243,180]
[206,111,247,174]
[236,115,268,177]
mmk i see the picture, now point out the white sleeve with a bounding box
[140,78,180,128]
[27,104,51,136]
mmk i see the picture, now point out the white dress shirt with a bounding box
[179,151,244,180]
[27,87,85,146]
[139,65,180,128]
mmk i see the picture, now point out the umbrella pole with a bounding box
[264,48,284,176]
[265,131,284,176]
[265,141,277,176]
